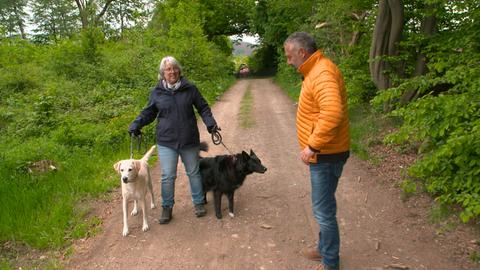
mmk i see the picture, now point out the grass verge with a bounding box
[238,83,255,128]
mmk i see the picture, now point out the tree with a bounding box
[369,0,404,92]
[250,0,317,73]
[74,0,116,29]
[0,0,28,38]
[399,2,438,104]
[310,0,376,56]
[199,0,254,38]
[31,0,78,42]
[103,0,153,37]
[253,0,316,48]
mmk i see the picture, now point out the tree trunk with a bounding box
[400,4,437,104]
[74,0,116,29]
[349,31,363,47]
[349,11,367,47]
[75,0,89,29]
[369,0,404,91]
[13,5,26,39]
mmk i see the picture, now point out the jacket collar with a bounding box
[158,77,190,93]
[298,50,323,77]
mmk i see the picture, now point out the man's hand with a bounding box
[300,146,315,165]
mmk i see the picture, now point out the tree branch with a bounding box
[97,0,116,20]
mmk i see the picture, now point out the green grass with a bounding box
[0,142,119,249]
[399,179,418,201]
[0,259,12,270]
[348,104,387,160]
[427,204,461,235]
[238,84,255,128]
[470,251,480,263]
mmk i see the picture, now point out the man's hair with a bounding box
[284,32,317,54]
[158,56,183,80]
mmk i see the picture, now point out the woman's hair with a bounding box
[158,56,182,80]
[284,32,317,55]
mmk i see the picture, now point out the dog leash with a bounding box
[211,129,234,155]
[130,134,142,159]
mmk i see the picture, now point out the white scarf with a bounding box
[163,80,181,91]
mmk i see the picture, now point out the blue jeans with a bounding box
[310,161,346,270]
[157,145,204,207]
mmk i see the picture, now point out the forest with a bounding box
[0,0,479,268]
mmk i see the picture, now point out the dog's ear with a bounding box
[241,151,249,159]
[133,160,142,174]
[113,161,121,173]
[249,149,256,157]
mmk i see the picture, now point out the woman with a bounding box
[128,56,219,224]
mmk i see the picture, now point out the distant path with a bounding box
[67,78,476,270]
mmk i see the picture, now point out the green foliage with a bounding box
[0,260,12,270]
[198,0,254,38]
[248,43,278,76]
[471,251,480,263]
[252,0,316,49]
[369,3,480,221]
[274,55,301,100]
[400,179,417,199]
[30,0,78,42]
[249,0,317,74]
[149,0,235,84]
[338,45,377,106]
[0,0,235,252]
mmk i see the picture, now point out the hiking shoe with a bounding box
[158,206,172,224]
[194,204,206,217]
[301,247,322,261]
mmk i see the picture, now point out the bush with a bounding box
[372,44,480,222]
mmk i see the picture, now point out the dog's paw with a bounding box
[131,209,138,216]
[229,212,235,218]
[215,213,223,219]
[142,224,149,232]
[122,227,129,237]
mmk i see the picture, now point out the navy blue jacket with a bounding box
[129,77,217,149]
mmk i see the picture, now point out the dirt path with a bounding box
[67,79,478,270]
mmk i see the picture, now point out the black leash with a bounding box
[130,134,143,159]
[211,128,233,155]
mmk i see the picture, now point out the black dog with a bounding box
[199,145,267,219]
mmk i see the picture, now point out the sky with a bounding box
[231,34,260,45]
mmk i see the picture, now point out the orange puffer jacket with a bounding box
[296,50,350,161]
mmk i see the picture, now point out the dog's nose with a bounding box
[122,176,128,183]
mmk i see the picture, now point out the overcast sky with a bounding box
[231,34,260,45]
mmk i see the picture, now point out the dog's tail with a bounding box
[141,145,157,162]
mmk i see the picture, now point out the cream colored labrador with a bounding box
[113,145,156,236]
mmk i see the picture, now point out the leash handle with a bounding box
[211,129,222,146]
[211,129,233,155]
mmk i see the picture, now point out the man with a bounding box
[284,32,350,270]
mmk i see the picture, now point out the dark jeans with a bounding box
[309,160,346,270]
